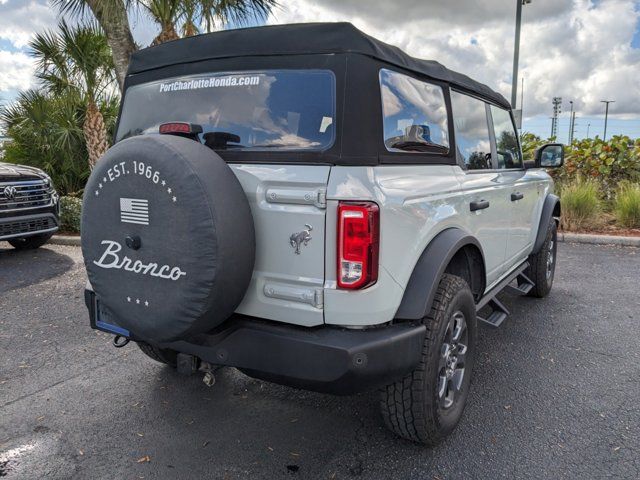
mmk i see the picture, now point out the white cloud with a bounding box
[0,0,57,49]
[0,50,34,92]
[268,0,640,122]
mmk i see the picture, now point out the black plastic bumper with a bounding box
[0,210,59,241]
[85,289,425,395]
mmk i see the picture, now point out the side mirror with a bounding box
[533,143,564,168]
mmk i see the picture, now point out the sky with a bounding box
[1,0,639,141]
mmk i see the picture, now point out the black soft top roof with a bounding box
[128,22,510,109]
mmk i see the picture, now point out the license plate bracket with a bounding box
[94,299,130,337]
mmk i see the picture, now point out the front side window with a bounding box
[379,69,449,154]
[116,70,335,151]
[450,91,492,170]
[490,105,522,169]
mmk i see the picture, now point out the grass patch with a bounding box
[560,180,602,231]
[614,184,640,228]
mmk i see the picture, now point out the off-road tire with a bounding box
[137,342,178,367]
[526,220,557,298]
[8,232,54,250]
[380,274,476,445]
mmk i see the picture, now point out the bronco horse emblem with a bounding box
[289,224,313,255]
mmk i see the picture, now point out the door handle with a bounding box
[511,192,524,202]
[470,199,490,212]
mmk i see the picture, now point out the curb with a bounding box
[50,234,81,246]
[558,232,640,247]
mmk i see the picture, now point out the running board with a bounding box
[476,262,530,328]
[477,298,509,327]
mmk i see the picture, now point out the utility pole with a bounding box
[511,0,532,108]
[601,100,615,141]
[571,112,576,144]
[551,97,562,139]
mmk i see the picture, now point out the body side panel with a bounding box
[324,165,469,326]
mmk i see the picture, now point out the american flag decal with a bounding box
[120,198,149,225]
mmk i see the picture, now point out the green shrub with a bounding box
[614,184,640,228]
[59,196,82,233]
[556,136,640,199]
[560,180,602,231]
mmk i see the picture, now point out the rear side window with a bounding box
[379,69,449,154]
[116,70,335,151]
[450,91,492,170]
[490,106,523,169]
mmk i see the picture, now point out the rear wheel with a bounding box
[380,274,476,445]
[9,232,53,250]
[526,220,557,298]
[137,342,178,367]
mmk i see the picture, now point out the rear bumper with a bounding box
[85,289,425,395]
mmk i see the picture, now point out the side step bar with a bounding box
[476,262,533,328]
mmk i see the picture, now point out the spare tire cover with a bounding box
[82,135,255,343]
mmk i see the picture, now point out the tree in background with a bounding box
[30,21,116,168]
[1,90,118,194]
[53,0,135,90]
[53,0,279,88]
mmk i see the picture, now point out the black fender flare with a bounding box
[394,228,485,321]
[532,194,560,254]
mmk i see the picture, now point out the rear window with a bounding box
[116,70,336,151]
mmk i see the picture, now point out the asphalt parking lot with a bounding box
[0,242,638,479]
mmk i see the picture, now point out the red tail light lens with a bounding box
[337,202,379,289]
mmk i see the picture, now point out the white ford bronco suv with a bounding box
[82,23,564,445]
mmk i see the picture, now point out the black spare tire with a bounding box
[81,135,255,343]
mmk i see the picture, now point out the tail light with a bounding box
[337,202,379,289]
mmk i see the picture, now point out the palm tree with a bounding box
[1,90,118,193]
[53,0,136,90]
[140,0,279,46]
[30,21,116,169]
[53,0,279,86]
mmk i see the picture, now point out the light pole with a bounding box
[586,123,591,138]
[511,0,532,109]
[601,100,614,141]
[568,101,574,144]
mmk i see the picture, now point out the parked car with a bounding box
[81,23,563,445]
[0,162,59,249]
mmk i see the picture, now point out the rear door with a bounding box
[451,91,511,287]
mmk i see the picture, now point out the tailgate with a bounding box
[230,164,330,327]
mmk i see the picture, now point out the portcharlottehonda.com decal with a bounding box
[159,75,261,93]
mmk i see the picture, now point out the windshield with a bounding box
[116,70,336,151]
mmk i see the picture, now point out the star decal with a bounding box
[135,298,140,304]
[172,196,177,202]
[98,183,103,189]
[102,177,107,183]
[127,296,131,302]
[95,190,99,196]
[167,187,172,194]
[144,301,149,307]
[161,180,166,186]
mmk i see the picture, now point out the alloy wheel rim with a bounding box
[546,238,555,280]
[437,310,468,410]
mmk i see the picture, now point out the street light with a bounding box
[601,100,614,141]
[511,0,532,109]
[568,101,573,144]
